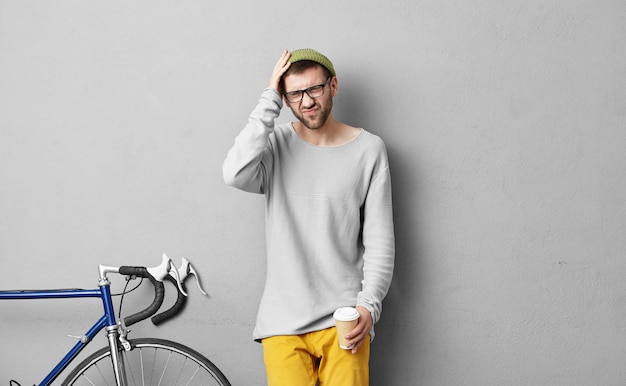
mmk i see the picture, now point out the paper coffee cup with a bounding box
[333,307,360,349]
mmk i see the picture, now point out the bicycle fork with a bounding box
[106,324,129,386]
[100,277,130,386]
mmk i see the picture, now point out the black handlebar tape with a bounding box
[118,266,165,326]
[151,275,188,326]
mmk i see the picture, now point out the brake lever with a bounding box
[147,253,187,296]
[177,257,208,296]
[148,256,208,326]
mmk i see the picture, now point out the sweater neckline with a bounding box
[289,123,364,149]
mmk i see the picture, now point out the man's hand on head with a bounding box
[269,50,291,93]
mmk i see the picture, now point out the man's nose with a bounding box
[302,92,315,107]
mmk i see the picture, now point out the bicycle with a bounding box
[0,254,232,386]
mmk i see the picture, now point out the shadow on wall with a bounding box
[338,78,424,385]
[371,145,424,386]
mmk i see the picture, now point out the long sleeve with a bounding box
[356,157,395,325]
[222,88,283,193]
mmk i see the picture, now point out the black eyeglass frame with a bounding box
[283,77,332,104]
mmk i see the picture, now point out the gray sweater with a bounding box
[223,88,395,341]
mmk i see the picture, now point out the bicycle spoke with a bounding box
[120,349,138,386]
[187,367,202,386]
[80,362,108,386]
[63,339,230,386]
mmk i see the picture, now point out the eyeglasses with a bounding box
[283,77,331,103]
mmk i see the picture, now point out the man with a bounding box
[223,48,395,385]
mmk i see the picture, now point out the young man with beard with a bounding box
[223,49,395,385]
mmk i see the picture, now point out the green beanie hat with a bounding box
[289,48,336,77]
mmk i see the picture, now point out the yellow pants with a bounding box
[262,327,370,386]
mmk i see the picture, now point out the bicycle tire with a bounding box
[61,338,231,386]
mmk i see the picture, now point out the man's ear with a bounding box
[330,76,338,97]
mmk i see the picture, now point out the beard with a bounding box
[292,98,333,130]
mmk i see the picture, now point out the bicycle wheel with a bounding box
[62,338,231,386]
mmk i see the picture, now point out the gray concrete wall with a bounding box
[1,1,625,384]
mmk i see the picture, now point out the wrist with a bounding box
[356,305,372,319]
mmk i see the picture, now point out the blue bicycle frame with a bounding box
[0,282,119,385]
[1,257,180,386]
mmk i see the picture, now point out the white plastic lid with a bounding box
[333,307,360,321]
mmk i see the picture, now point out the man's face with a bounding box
[282,66,335,130]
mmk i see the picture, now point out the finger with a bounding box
[345,326,362,340]
[345,331,365,350]
[278,57,291,76]
[269,50,292,91]
[275,50,290,69]
[350,338,364,354]
[346,320,369,339]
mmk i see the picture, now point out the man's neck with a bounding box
[292,118,361,147]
